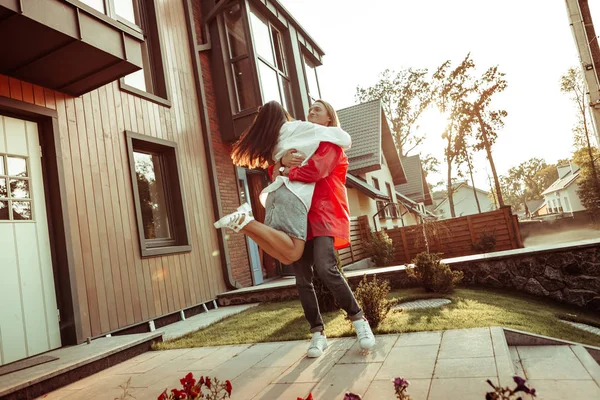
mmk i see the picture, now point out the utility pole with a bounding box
[566,0,600,146]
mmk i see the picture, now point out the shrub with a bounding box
[407,252,463,293]
[354,274,396,328]
[363,231,395,266]
[313,251,346,312]
[471,229,497,253]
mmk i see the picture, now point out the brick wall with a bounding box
[192,1,252,287]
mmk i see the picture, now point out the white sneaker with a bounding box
[353,318,375,350]
[307,332,328,358]
[214,203,254,232]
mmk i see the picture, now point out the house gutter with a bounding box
[183,0,241,290]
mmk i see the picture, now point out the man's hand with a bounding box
[281,149,305,167]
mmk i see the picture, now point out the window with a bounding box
[224,3,257,113]
[249,7,293,112]
[79,0,137,23]
[385,182,396,218]
[126,131,190,256]
[303,56,320,104]
[0,155,32,221]
[112,0,170,106]
[376,200,386,219]
[372,178,380,190]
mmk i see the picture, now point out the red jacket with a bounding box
[269,142,350,249]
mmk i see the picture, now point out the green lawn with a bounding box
[155,287,600,350]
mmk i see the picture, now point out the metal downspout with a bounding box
[183,0,241,290]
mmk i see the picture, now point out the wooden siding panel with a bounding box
[0,75,10,97]
[65,95,102,338]
[54,92,92,340]
[82,92,112,334]
[21,82,34,104]
[8,78,22,101]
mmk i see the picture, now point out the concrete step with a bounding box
[0,332,162,400]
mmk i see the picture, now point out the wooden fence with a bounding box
[338,215,370,266]
[385,207,523,265]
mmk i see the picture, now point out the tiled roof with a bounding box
[395,155,433,205]
[337,100,407,185]
[346,173,389,200]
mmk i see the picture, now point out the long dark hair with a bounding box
[231,101,291,169]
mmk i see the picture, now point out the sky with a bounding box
[280,0,599,192]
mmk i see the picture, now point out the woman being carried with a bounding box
[214,101,351,265]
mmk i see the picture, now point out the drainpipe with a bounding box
[183,0,241,289]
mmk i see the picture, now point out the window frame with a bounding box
[125,131,191,257]
[0,154,34,222]
[249,6,293,112]
[301,52,322,104]
[113,0,172,107]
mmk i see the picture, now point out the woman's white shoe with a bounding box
[214,203,254,232]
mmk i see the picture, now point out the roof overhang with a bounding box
[346,173,389,200]
[381,113,407,185]
[0,0,144,96]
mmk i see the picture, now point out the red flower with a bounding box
[205,377,212,389]
[158,390,168,400]
[297,393,314,400]
[190,385,201,397]
[180,372,196,394]
[171,388,187,399]
[198,376,205,386]
[225,380,233,396]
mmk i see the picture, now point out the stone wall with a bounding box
[219,245,600,311]
[454,246,600,311]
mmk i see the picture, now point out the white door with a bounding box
[236,167,263,285]
[0,116,61,365]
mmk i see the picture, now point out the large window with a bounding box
[303,56,321,104]
[126,132,190,257]
[0,155,32,221]
[224,3,257,113]
[249,8,293,112]
[80,0,169,105]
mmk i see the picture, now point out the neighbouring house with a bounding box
[0,0,325,366]
[541,162,584,214]
[433,181,497,219]
[395,154,434,224]
[337,100,410,231]
[523,199,546,218]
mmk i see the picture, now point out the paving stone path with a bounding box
[561,320,600,336]
[393,298,452,311]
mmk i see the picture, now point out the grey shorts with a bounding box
[264,186,308,241]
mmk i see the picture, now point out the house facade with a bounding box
[433,182,496,219]
[0,0,324,366]
[337,101,411,231]
[541,162,585,214]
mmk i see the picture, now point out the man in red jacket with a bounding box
[270,102,375,358]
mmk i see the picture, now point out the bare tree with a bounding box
[432,54,476,218]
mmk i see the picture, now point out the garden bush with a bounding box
[471,229,497,253]
[407,252,463,293]
[354,274,396,328]
[363,231,395,266]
